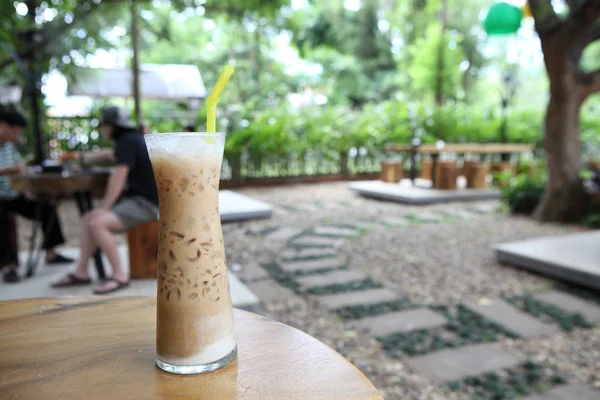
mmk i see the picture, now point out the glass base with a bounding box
[156,346,237,375]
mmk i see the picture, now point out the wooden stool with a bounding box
[380,161,403,183]
[127,220,159,279]
[461,160,479,178]
[466,162,489,188]
[435,161,458,190]
[420,159,433,180]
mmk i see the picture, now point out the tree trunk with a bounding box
[339,151,349,176]
[534,60,587,221]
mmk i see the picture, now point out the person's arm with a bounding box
[100,165,129,210]
[61,149,114,165]
[0,163,23,176]
[81,149,115,165]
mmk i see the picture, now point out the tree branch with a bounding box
[566,0,600,39]
[577,68,600,104]
[529,0,562,35]
[569,22,600,64]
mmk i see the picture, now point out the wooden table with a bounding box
[384,143,534,185]
[10,169,110,278]
[0,297,383,400]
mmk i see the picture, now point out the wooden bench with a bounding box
[127,220,159,279]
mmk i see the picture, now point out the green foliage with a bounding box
[447,362,567,400]
[508,295,595,332]
[336,298,415,320]
[499,164,547,214]
[379,305,517,359]
[305,278,383,295]
[409,23,465,102]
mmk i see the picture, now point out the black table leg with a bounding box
[74,191,106,280]
[24,201,42,278]
[431,154,439,188]
[410,149,417,185]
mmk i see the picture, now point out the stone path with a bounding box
[290,235,346,248]
[264,227,303,243]
[313,288,399,310]
[233,262,270,283]
[524,384,600,400]
[234,200,600,398]
[465,300,558,338]
[246,279,298,303]
[279,255,347,273]
[312,225,360,238]
[533,291,600,323]
[405,343,524,383]
[296,269,367,289]
[349,308,447,337]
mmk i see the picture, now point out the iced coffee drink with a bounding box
[145,132,237,374]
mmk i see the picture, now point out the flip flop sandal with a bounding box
[46,254,75,265]
[93,278,130,295]
[51,273,91,288]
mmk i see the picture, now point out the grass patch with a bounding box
[261,262,349,294]
[446,360,567,400]
[378,305,517,358]
[335,298,415,320]
[507,295,595,332]
[305,278,383,295]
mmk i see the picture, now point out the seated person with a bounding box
[0,109,73,283]
[53,106,159,294]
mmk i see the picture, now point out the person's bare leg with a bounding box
[88,210,127,293]
[52,210,101,285]
[73,210,102,278]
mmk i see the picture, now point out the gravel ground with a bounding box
[15,181,599,399]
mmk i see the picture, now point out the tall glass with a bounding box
[145,132,237,375]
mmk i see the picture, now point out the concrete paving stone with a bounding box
[279,247,339,261]
[349,180,499,205]
[523,384,600,400]
[314,288,399,310]
[246,279,298,304]
[349,308,448,337]
[349,220,382,230]
[279,255,348,273]
[290,235,347,248]
[465,299,558,338]
[313,226,360,238]
[264,227,303,242]
[379,217,410,227]
[405,343,524,383]
[231,262,271,283]
[533,291,600,323]
[296,269,368,289]
[496,231,600,291]
[406,212,443,222]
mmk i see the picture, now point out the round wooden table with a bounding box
[0,297,383,400]
[10,170,110,278]
[10,169,110,195]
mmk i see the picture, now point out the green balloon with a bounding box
[483,2,523,36]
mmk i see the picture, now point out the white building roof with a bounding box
[68,64,207,100]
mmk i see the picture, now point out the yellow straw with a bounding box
[206,65,234,133]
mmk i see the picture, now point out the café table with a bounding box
[10,169,110,278]
[384,143,535,186]
[0,297,383,400]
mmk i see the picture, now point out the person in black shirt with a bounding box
[52,106,158,294]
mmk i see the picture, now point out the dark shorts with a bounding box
[112,196,158,231]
